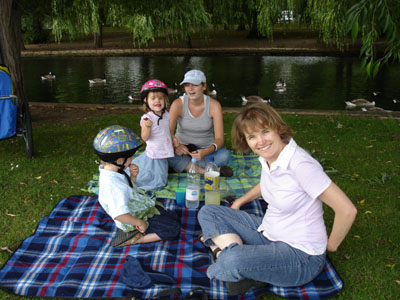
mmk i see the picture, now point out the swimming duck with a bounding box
[209,83,217,97]
[41,72,55,80]
[241,95,271,106]
[345,99,375,109]
[128,95,141,103]
[274,86,286,93]
[276,78,286,88]
[89,74,106,85]
[167,82,178,95]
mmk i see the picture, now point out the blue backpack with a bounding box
[0,65,17,139]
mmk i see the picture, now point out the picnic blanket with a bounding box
[0,154,344,299]
[85,153,264,200]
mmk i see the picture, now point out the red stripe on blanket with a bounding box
[176,208,190,286]
[88,198,101,224]
[300,285,309,299]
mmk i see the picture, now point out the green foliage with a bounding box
[346,0,400,77]
[107,0,211,46]
[51,0,102,42]
[21,0,52,44]
[305,0,351,49]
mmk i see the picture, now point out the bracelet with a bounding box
[212,143,218,152]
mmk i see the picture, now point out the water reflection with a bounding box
[22,55,400,110]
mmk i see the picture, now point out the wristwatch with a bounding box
[212,143,218,152]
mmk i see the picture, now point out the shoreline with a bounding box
[21,47,359,57]
[29,102,400,125]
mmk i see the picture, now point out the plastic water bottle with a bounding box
[186,158,200,209]
[204,157,221,205]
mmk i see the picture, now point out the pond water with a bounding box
[22,55,400,111]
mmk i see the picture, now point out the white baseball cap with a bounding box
[180,69,206,85]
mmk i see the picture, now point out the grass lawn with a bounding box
[0,112,399,300]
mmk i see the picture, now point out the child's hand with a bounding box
[172,137,180,148]
[142,117,153,128]
[136,219,148,233]
[130,164,138,184]
[130,164,139,177]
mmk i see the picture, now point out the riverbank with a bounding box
[22,28,364,57]
[29,102,400,127]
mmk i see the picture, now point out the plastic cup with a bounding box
[175,188,186,206]
[205,190,220,205]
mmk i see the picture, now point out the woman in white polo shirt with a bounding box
[198,102,357,294]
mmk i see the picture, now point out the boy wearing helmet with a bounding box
[131,79,176,191]
[94,125,180,247]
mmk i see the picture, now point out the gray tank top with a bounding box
[175,94,214,148]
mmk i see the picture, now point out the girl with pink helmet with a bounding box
[132,79,176,191]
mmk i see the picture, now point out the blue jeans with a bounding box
[198,205,326,287]
[168,148,231,173]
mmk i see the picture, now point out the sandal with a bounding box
[198,233,221,262]
[112,229,143,247]
[211,247,221,262]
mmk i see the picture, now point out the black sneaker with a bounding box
[220,166,233,177]
[225,279,269,295]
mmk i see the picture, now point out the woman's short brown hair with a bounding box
[231,103,293,153]
[143,91,170,113]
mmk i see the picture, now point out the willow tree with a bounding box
[346,0,400,77]
[51,0,108,48]
[107,0,211,48]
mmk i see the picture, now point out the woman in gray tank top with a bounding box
[168,70,232,176]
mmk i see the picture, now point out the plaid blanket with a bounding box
[0,194,343,299]
[85,153,263,200]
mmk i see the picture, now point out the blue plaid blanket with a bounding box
[0,195,343,299]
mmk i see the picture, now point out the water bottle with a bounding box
[204,157,221,205]
[186,158,200,209]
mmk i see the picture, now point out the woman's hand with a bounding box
[175,144,190,156]
[230,200,242,210]
[190,148,207,161]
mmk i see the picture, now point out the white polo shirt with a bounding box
[258,138,331,255]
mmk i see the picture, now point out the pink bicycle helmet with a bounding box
[140,79,168,101]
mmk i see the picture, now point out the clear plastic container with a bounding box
[186,158,200,209]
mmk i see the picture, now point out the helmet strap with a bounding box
[144,101,165,126]
[112,157,133,188]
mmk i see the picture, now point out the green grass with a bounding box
[0,113,399,300]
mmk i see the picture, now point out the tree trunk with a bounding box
[186,33,192,49]
[0,0,27,105]
[247,10,261,38]
[93,23,103,48]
